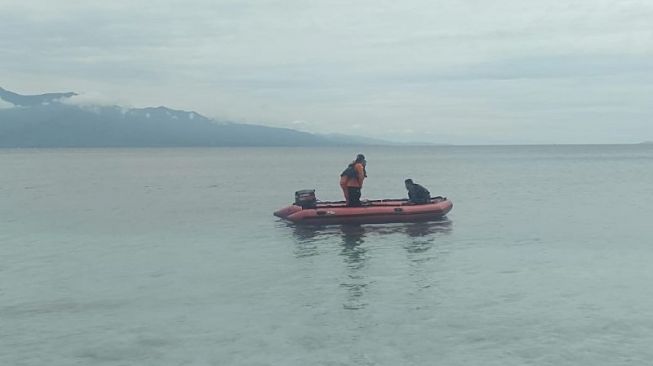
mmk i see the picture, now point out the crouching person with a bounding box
[405,179,431,204]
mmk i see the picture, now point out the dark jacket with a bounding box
[407,183,430,204]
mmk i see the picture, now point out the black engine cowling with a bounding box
[294,189,317,209]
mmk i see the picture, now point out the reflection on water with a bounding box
[405,221,453,238]
[289,224,322,258]
[340,224,367,248]
[403,221,453,255]
[287,220,453,310]
[339,225,369,310]
[289,220,453,247]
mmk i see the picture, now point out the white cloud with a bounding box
[59,92,128,108]
[0,98,15,109]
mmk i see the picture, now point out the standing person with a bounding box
[404,179,431,204]
[340,154,366,207]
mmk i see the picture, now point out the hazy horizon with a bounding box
[2,0,652,145]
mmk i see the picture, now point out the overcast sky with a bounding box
[1,0,652,144]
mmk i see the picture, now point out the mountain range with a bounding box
[0,87,382,147]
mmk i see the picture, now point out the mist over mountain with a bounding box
[0,87,77,107]
[0,87,379,147]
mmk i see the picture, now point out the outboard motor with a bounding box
[295,189,317,209]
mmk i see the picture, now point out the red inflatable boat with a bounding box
[274,194,453,225]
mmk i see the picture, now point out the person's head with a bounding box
[404,178,414,189]
[355,153,365,163]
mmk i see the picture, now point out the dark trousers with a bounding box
[347,187,362,207]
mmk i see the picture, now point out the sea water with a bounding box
[1,145,652,365]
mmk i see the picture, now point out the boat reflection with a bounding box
[288,220,453,310]
[338,225,369,310]
[290,220,452,247]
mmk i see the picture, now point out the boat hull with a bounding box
[274,198,453,225]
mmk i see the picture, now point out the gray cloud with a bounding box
[2,0,652,143]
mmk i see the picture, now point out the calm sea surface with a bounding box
[1,145,652,365]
